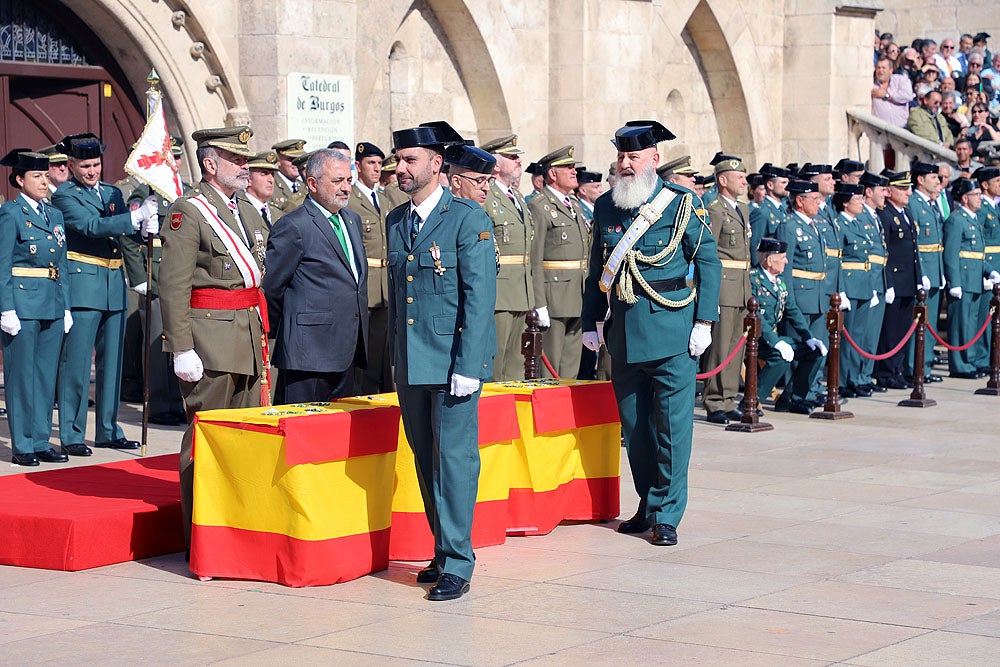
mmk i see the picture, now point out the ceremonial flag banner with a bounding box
[190,380,621,587]
[124,95,183,201]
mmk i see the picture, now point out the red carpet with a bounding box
[0,454,184,571]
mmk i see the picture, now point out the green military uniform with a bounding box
[528,146,589,379]
[749,195,785,261]
[750,263,821,401]
[386,129,497,585]
[158,126,268,545]
[702,168,751,418]
[909,187,945,378]
[837,207,875,392]
[52,134,144,450]
[974,193,1000,370]
[858,201,888,389]
[943,183,987,376]
[776,186,829,404]
[0,185,70,460]
[349,179,393,393]
[582,152,721,534]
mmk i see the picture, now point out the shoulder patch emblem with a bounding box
[170,212,183,230]
[479,231,491,241]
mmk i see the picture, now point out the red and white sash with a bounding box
[189,195,262,289]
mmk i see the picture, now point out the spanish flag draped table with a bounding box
[190,380,620,587]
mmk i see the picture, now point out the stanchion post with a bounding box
[811,292,854,420]
[975,283,1000,396]
[727,297,773,432]
[900,289,938,407]
[521,309,543,380]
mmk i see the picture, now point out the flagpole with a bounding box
[140,68,159,458]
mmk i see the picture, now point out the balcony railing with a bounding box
[846,110,957,171]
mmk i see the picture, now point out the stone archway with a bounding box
[56,0,249,174]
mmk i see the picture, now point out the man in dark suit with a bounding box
[263,149,368,403]
[387,122,497,601]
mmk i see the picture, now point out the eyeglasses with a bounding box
[970,62,983,68]
[942,45,955,50]
[455,173,496,187]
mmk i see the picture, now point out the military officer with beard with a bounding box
[582,120,721,547]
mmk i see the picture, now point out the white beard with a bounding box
[612,165,657,210]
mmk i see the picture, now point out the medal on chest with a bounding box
[54,225,65,247]
[253,229,266,270]
[430,241,446,275]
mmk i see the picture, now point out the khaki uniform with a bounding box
[486,181,534,380]
[270,174,301,212]
[528,187,589,378]
[380,182,409,209]
[701,196,751,414]
[348,183,392,393]
[159,182,268,544]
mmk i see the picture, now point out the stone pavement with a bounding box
[1,378,999,665]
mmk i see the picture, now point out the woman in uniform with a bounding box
[0,149,73,466]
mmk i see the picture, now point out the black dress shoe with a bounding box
[61,443,92,457]
[0,407,6,416]
[775,397,813,414]
[924,374,944,383]
[853,385,872,397]
[867,383,888,393]
[884,377,909,390]
[650,523,678,546]
[706,410,730,425]
[149,412,184,426]
[950,371,980,379]
[416,560,440,584]
[36,448,69,463]
[725,408,744,422]
[11,452,39,466]
[975,371,988,379]
[933,355,946,366]
[94,437,140,450]
[839,386,857,398]
[617,507,650,534]
[427,573,469,601]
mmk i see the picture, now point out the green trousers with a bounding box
[840,297,870,388]
[949,291,985,374]
[2,319,62,454]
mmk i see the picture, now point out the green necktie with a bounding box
[328,213,349,256]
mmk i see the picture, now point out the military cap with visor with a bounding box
[612,120,676,151]
[355,142,385,161]
[392,120,467,153]
[272,138,307,157]
[834,182,865,196]
[911,161,939,177]
[537,145,577,171]
[39,144,68,164]
[444,144,496,175]
[711,151,746,175]
[658,155,698,178]
[952,178,981,198]
[192,126,255,157]
[860,171,889,188]
[58,133,106,160]
[757,237,789,254]
[834,158,865,175]
[786,179,819,195]
[1,149,50,172]
[973,166,1000,183]
[248,150,279,170]
[480,134,523,156]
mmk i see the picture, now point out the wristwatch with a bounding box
[884,92,890,101]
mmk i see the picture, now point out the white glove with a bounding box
[885,287,896,305]
[774,339,795,362]
[949,286,963,299]
[806,337,828,356]
[449,372,480,397]
[870,291,880,308]
[985,277,995,291]
[838,292,851,311]
[582,331,601,352]
[688,322,712,356]
[63,310,73,334]
[133,282,148,296]
[921,275,932,291]
[143,214,160,236]
[131,196,158,229]
[535,306,550,328]
[991,271,1000,283]
[1,310,21,336]
[173,349,204,383]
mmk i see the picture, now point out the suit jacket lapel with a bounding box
[343,209,366,283]
[304,199,350,271]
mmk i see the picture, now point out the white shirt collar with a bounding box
[794,210,812,224]
[244,192,266,211]
[19,192,41,214]
[277,172,299,189]
[767,195,783,207]
[354,180,376,199]
[411,185,444,222]
[546,184,572,202]
[961,205,976,217]
[721,195,739,210]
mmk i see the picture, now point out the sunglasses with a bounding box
[942,45,955,50]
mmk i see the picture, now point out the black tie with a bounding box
[40,202,50,224]
[260,205,270,227]
[371,191,380,214]
[409,209,421,242]
[932,114,943,142]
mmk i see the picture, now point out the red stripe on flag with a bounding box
[279,406,401,465]
[478,393,520,443]
[531,382,620,433]
[506,476,620,536]
[388,499,510,562]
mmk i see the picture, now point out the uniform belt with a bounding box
[959,250,985,260]
[791,269,827,280]
[918,243,943,253]
[841,261,869,271]
[646,277,688,293]
[11,267,59,280]
[499,254,530,266]
[66,251,123,270]
[867,254,887,265]
[190,287,270,333]
[825,248,842,258]
[542,260,587,270]
[720,259,751,270]
[366,257,387,268]
[985,245,1000,253]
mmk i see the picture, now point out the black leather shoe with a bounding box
[650,523,678,546]
[867,383,888,393]
[884,377,909,389]
[706,410,730,425]
[94,437,141,450]
[775,397,813,414]
[924,374,944,383]
[61,443,92,457]
[725,408,744,422]
[11,452,39,466]
[416,560,440,584]
[839,385,857,398]
[975,371,988,379]
[950,371,980,379]
[427,573,470,601]
[617,507,650,534]
[149,412,184,426]
[853,384,872,397]
[36,448,69,463]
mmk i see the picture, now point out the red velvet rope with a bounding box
[841,318,920,361]
[695,335,748,380]
[926,309,994,352]
[541,352,560,379]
